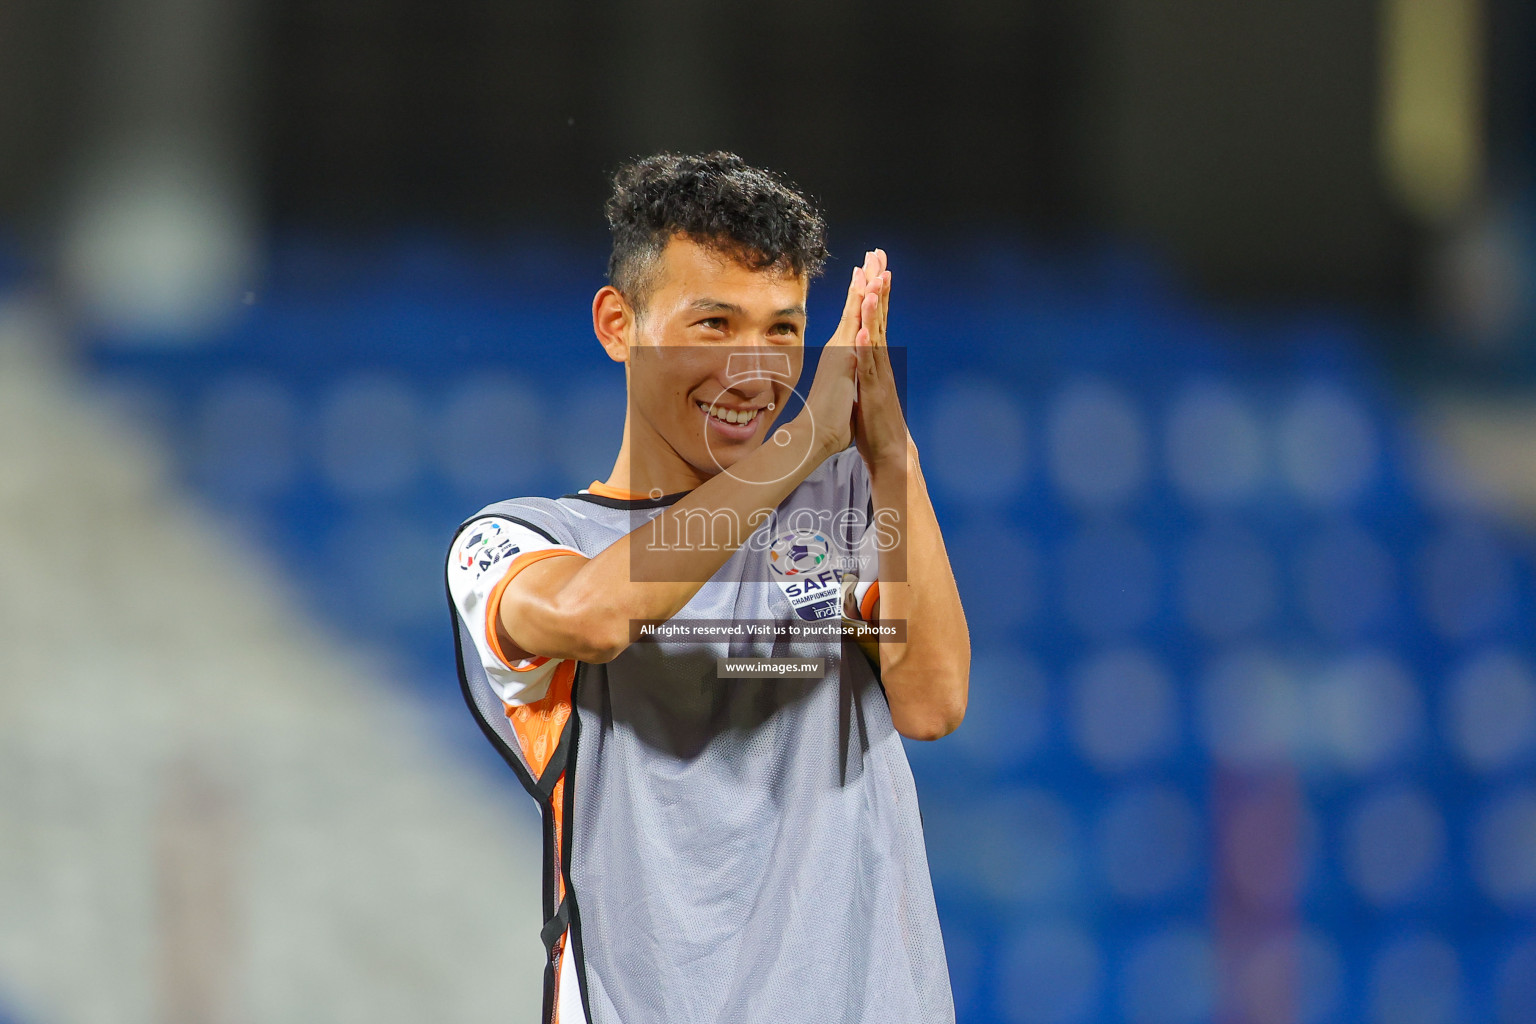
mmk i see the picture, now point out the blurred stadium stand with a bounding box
[30,233,1531,1023]
[0,290,545,1023]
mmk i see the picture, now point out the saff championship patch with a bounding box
[768,528,847,622]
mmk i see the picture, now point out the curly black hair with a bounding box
[604,151,829,313]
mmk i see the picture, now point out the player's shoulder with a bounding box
[448,493,587,572]
[460,494,571,539]
[448,491,574,549]
[448,491,592,561]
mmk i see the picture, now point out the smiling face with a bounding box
[595,234,808,490]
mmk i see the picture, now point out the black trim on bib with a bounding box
[445,576,540,799]
[445,513,582,1024]
[563,490,691,509]
[540,897,571,952]
[564,661,596,1024]
[533,722,572,799]
[445,516,562,798]
[540,798,560,1024]
[498,513,565,547]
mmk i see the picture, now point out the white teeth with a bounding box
[698,402,757,426]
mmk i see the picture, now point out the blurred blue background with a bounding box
[2,1,1535,1022]
[63,232,1536,1024]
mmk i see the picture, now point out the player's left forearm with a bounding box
[867,433,970,741]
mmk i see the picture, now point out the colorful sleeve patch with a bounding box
[454,519,525,579]
[447,516,584,706]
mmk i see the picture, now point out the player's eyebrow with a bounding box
[689,299,806,320]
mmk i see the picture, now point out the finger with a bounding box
[874,323,895,379]
[850,266,873,339]
[877,270,891,346]
[854,324,879,397]
[856,293,881,378]
[831,264,865,346]
[867,271,894,380]
[875,275,893,359]
[861,257,883,315]
[860,289,879,343]
[858,276,885,350]
[865,247,882,279]
[851,321,872,403]
[863,252,885,309]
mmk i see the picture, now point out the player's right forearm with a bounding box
[550,413,836,660]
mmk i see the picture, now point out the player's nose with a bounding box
[721,349,794,389]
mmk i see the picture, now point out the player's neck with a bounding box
[601,415,707,498]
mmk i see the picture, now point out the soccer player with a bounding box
[446,151,970,1024]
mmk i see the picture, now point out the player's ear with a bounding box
[593,286,635,363]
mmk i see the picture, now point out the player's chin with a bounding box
[695,441,751,472]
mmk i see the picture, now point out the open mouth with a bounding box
[697,399,763,439]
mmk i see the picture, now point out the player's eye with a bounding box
[695,317,727,331]
[771,322,800,336]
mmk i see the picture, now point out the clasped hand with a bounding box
[801,248,908,473]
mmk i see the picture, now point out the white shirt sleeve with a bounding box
[845,576,880,622]
[447,516,586,706]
